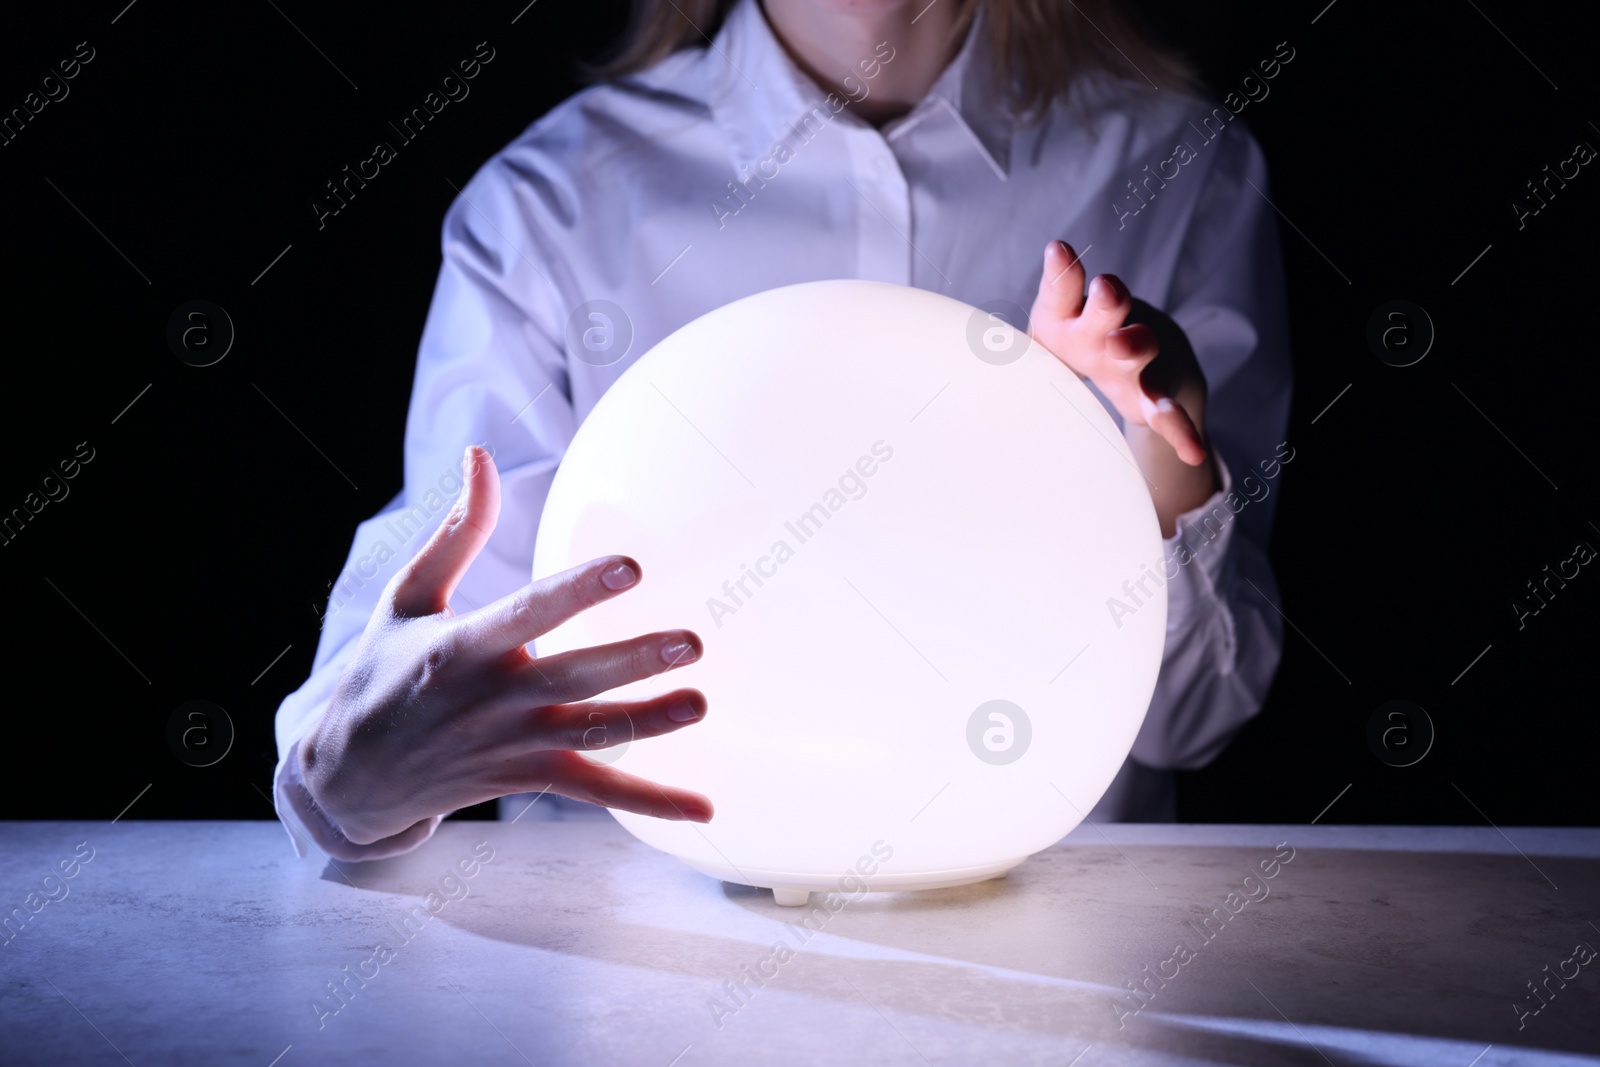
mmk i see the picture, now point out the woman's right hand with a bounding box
[298,445,713,848]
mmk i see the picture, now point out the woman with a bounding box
[274,0,1291,860]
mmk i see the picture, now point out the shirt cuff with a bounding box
[1157,446,1242,643]
[273,738,443,862]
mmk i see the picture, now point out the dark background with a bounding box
[2,1,1595,828]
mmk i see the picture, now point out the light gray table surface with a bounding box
[1,820,1597,1066]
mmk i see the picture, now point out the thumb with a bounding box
[388,445,500,616]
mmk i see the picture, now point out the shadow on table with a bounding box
[320,838,1600,1066]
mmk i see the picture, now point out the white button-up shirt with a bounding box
[275,0,1292,860]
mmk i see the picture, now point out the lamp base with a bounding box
[679,856,1028,907]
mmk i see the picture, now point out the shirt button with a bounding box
[872,156,890,176]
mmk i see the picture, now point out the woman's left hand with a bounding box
[1027,239,1210,467]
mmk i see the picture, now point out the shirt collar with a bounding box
[706,0,1012,180]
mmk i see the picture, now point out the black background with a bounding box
[2,1,1595,828]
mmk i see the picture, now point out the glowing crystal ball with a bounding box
[532,280,1166,905]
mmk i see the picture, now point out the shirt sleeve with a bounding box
[1126,120,1293,770]
[271,147,577,859]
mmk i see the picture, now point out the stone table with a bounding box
[1,820,1597,1065]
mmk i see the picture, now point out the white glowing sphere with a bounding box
[532,280,1166,904]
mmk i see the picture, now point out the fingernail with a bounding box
[1139,395,1174,420]
[464,445,493,485]
[667,700,701,722]
[601,561,638,590]
[660,639,699,666]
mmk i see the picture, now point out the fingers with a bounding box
[1080,272,1132,336]
[525,689,707,754]
[1140,393,1209,466]
[389,446,500,617]
[450,554,644,659]
[1107,322,1159,370]
[1034,240,1086,323]
[517,630,703,706]
[536,752,715,822]
[1033,241,1133,343]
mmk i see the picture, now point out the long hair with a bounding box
[587,0,1197,122]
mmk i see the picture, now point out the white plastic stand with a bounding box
[675,857,1027,908]
[771,888,812,907]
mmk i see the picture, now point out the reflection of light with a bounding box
[534,280,1166,905]
[1157,1013,1548,1067]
